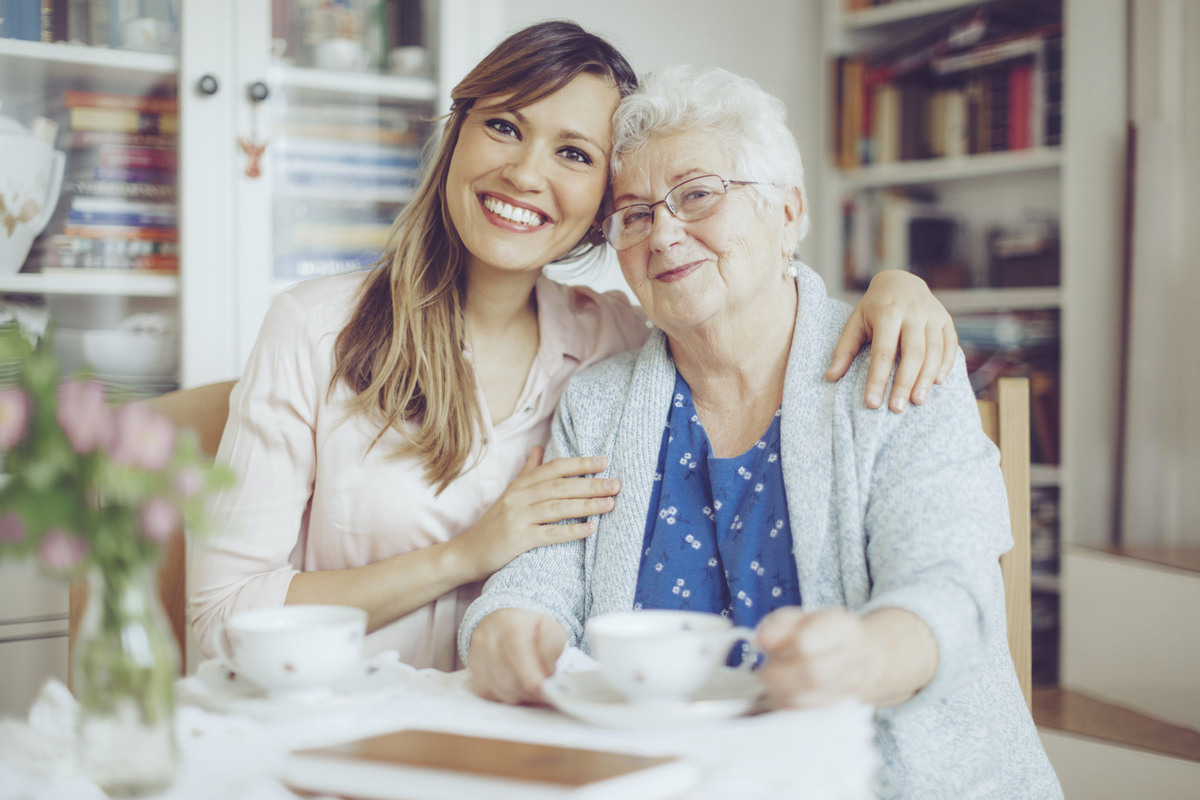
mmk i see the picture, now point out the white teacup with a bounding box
[585,610,756,705]
[213,605,366,700]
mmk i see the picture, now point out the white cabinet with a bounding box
[816,0,1126,683]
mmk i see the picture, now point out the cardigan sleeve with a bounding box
[188,290,321,657]
[457,383,592,664]
[855,351,1013,712]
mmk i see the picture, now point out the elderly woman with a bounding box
[459,66,1060,798]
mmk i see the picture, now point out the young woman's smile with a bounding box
[447,73,620,278]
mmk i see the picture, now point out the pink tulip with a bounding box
[39,528,88,572]
[110,403,176,471]
[56,380,113,454]
[140,497,181,542]
[0,387,30,449]
[173,466,204,498]
[0,513,24,544]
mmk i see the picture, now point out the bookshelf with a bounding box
[818,0,1128,686]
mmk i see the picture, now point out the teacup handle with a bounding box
[728,625,766,670]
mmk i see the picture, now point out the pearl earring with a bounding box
[785,263,798,278]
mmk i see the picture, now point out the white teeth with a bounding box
[482,196,545,227]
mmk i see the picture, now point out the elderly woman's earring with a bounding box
[785,262,798,278]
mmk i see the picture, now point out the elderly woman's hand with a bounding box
[755,606,938,709]
[468,608,567,705]
[825,270,958,413]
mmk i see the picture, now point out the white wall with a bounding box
[1120,0,1200,546]
[495,0,824,295]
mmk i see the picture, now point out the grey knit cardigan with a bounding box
[459,264,1061,799]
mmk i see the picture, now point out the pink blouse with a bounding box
[188,270,648,671]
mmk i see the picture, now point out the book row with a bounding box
[0,0,175,50]
[840,189,1060,291]
[833,8,1063,168]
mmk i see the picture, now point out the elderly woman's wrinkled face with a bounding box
[611,132,791,334]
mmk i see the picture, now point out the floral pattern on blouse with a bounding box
[633,372,801,638]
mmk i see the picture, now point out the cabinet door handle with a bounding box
[197,74,220,95]
[247,81,270,103]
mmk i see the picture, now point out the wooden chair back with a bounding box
[67,380,236,677]
[977,377,1033,712]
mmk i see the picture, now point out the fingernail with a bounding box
[867,392,882,408]
[593,456,608,468]
[937,371,949,383]
[913,388,927,404]
[891,396,907,412]
[604,478,620,492]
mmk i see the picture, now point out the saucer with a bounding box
[543,668,762,730]
[177,657,410,721]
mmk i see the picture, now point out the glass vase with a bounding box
[73,565,180,795]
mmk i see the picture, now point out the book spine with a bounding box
[41,253,179,272]
[109,0,123,47]
[0,0,15,39]
[68,211,176,227]
[1043,33,1063,147]
[66,179,176,200]
[98,147,178,169]
[67,0,87,42]
[932,35,1045,77]
[70,195,175,213]
[898,81,922,162]
[71,129,177,148]
[1007,61,1032,150]
[63,90,179,113]
[86,0,108,46]
[50,233,178,254]
[68,107,179,135]
[89,165,176,183]
[63,223,179,241]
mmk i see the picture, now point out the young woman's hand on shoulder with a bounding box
[450,447,619,581]
[825,270,958,413]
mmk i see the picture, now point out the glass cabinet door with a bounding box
[267,0,435,290]
[0,3,183,398]
[218,0,441,375]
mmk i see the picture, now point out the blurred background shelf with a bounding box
[0,272,178,297]
[843,0,991,29]
[839,147,1062,190]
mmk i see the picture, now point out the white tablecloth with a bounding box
[0,651,879,800]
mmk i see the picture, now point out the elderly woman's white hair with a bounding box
[610,64,811,247]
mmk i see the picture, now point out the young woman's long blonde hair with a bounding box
[330,21,637,493]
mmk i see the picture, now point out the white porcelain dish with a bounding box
[543,668,763,730]
[177,657,410,722]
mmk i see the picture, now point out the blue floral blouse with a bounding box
[633,372,802,641]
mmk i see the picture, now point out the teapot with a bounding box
[0,111,66,274]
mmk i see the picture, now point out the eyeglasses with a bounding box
[601,174,759,250]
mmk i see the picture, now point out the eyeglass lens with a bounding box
[605,175,729,249]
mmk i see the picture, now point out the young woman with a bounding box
[189,21,958,671]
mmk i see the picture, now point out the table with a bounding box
[0,651,879,799]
